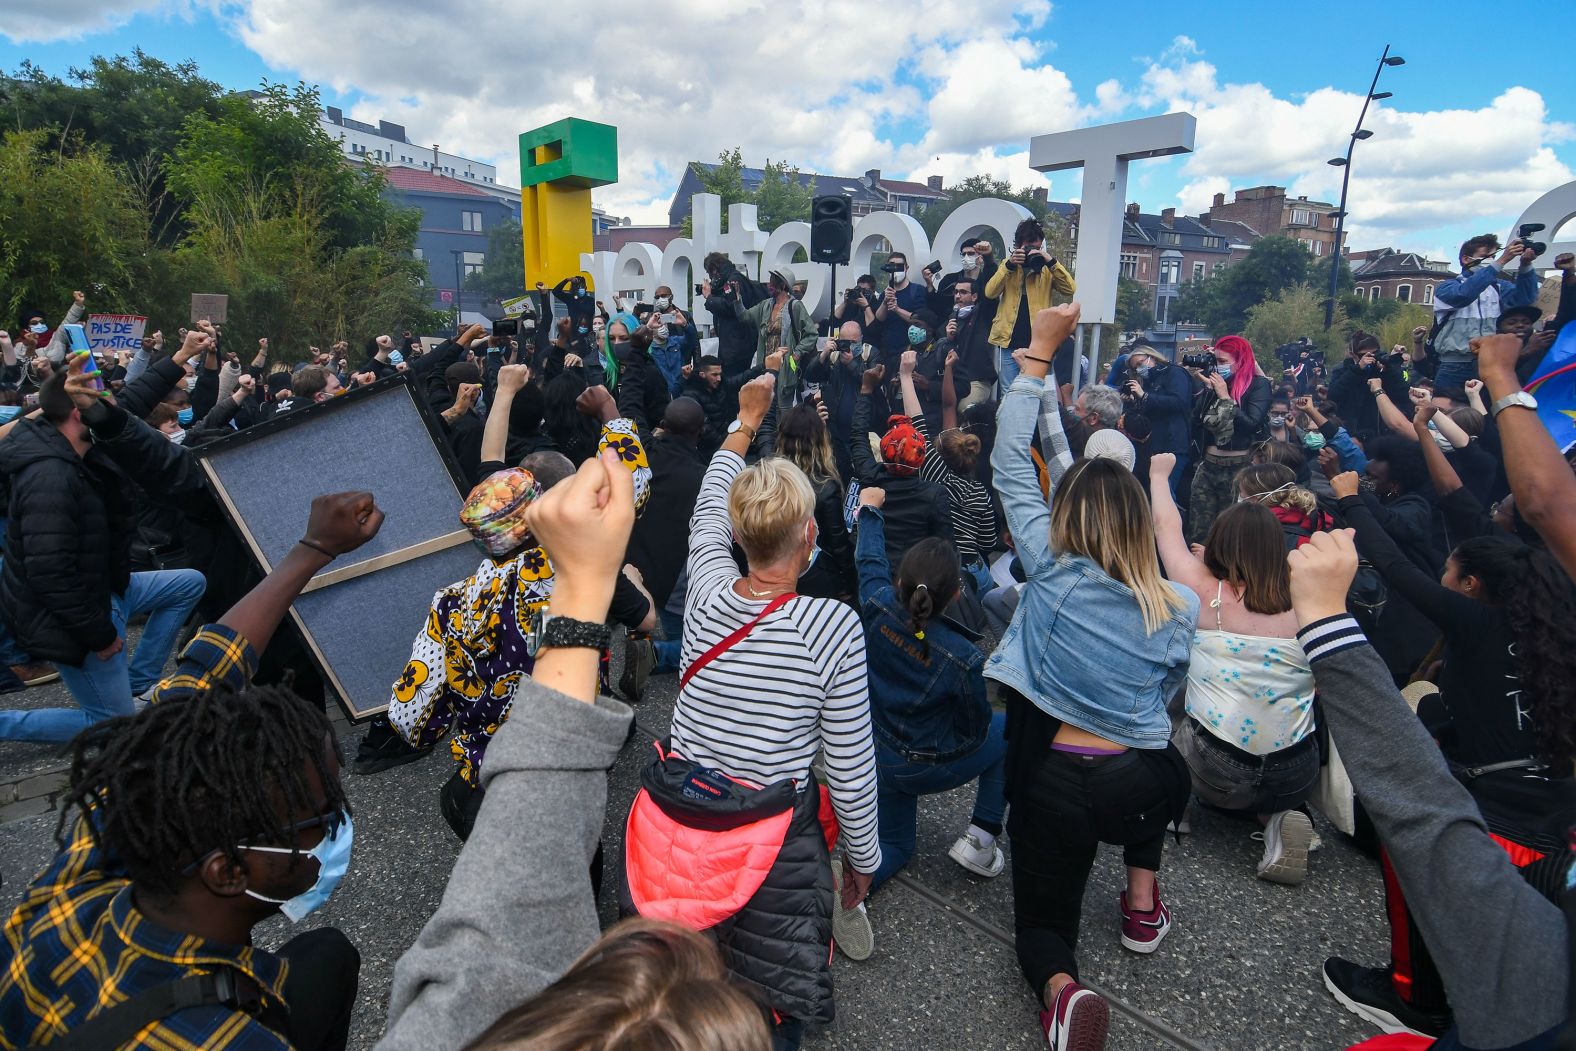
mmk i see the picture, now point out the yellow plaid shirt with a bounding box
[0,625,292,1049]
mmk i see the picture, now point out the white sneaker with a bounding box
[947,830,1005,877]
[830,860,874,960]
[1257,810,1313,885]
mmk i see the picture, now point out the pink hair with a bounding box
[1214,335,1259,402]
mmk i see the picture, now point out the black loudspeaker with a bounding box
[811,195,853,265]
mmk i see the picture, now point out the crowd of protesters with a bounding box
[0,222,1573,1051]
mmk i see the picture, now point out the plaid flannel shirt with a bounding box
[0,625,290,1049]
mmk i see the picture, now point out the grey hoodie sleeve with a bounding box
[1298,616,1568,1048]
[44,300,86,365]
[377,684,634,1051]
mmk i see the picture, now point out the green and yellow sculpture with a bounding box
[518,118,617,290]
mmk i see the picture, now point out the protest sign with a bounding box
[191,293,228,324]
[85,314,147,353]
[500,294,535,317]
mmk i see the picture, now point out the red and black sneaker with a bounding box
[1118,887,1171,954]
[1039,980,1110,1051]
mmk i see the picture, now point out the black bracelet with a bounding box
[297,538,336,559]
[1022,354,1053,366]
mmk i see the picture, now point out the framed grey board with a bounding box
[195,375,480,720]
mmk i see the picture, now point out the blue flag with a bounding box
[1525,323,1576,453]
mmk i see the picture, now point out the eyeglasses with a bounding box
[179,808,346,875]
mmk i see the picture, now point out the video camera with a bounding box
[1181,351,1215,373]
[492,318,519,337]
[1518,223,1547,258]
[880,263,904,275]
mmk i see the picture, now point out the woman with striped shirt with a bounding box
[897,348,998,590]
[628,373,880,1051]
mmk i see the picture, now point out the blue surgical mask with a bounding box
[28,323,47,335]
[177,408,194,425]
[907,326,927,346]
[1303,431,1326,450]
[389,350,405,366]
[1215,362,1233,380]
[0,406,18,423]
[242,811,354,922]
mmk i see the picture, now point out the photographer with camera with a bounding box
[700,251,768,379]
[1120,344,1191,492]
[1184,336,1271,544]
[874,252,929,358]
[983,218,1076,395]
[1330,331,1409,442]
[1426,231,1542,390]
[935,275,996,411]
[830,274,880,340]
[714,266,818,411]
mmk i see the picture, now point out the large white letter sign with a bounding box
[1029,113,1195,328]
[932,198,1034,274]
[1514,180,1576,268]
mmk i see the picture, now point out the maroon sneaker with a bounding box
[1119,887,1171,954]
[1039,980,1110,1051]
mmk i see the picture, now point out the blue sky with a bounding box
[6,1,1572,258]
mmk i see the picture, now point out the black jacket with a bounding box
[626,435,704,609]
[704,267,768,376]
[0,419,131,663]
[1193,374,1273,453]
[1330,359,1409,441]
[613,346,671,434]
[850,392,953,567]
[1130,360,1192,459]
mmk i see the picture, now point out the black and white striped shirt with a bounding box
[915,416,997,564]
[671,450,882,873]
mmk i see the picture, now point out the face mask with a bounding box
[0,406,18,423]
[1303,432,1327,450]
[1268,412,1287,428]
[656,325,671,342]
[962,254,980,270]
[907,326,927,346]
[577,288,588,297]
[1136,364,1152,378]
[168,428,188,445]
[654,296,671,309]
[890,269,907,284]
[242,812,353,922]
[177,407,194,425]
[1215,363,1233,380]
[28,323,47,335]
[577,325,589,335]
[1426,422,1453,451]
[956,304,975,319]
[184,375,198,392]
[389,350,405,366]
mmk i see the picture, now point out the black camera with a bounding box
[1518,223,1547,258]
[880,262,903,275]
[1181,351,1215,372]
[492,318,519,337]
[923,260,943,276]
[844,287,865,302]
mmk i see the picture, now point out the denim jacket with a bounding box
[856,508,990,763]
[986,375,1198,748]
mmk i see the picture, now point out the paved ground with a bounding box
[0,643,1390,1050]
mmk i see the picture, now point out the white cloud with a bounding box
[1138,49,1574,250]
[2,0,174,42]
[231,0,1078,225]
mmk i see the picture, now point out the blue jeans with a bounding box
[995,345,1019,398]
[0,569,206,743]
[653,607,682,675]
[872,711,1009,887]
[1432,360,1477,391]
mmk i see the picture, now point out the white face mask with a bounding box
[167,428,188,445]
[890,269,907,284]
[962,254,980,270]
[184,375,198,392]
[654,296,671,309]
[656,325,671,342]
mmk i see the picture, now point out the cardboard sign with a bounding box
[85,314,147,353]
[191,293,229,324]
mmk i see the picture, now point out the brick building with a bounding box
[1201,186,1342,259]
[1349,248,1455,306]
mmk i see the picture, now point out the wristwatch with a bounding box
[1489,391,1538,418]
[525,613,611,658]
[727,418,758,441]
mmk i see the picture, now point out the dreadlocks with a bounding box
[56,685,347,898]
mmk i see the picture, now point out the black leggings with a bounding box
[276,927,360,1051]
[1008,744,1188,992]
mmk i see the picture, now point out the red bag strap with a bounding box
[679,592,797,691]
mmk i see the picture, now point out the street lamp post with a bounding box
[1324,45,1405,330]
[451,249,464,335]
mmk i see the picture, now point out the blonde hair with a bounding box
[1050,458,1188,634]
[728,457,816,567]
[464,919,771,1051]
[776,403,840,488]
[1234,462,1319,517]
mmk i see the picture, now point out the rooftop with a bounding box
[1351,248,1455,279]
[380,166,492,198]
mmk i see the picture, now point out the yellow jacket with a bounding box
[985,260,1076,348]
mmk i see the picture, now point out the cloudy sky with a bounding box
[5,1,1573,260]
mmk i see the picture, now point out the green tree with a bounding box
[0,129,152,323]
[465,219,526,303]
[1175,236,1315,335]
[1243,283,1349,374]
[753,159,815,231]
[917,175,1072,262]
[1115,275,1154,334]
